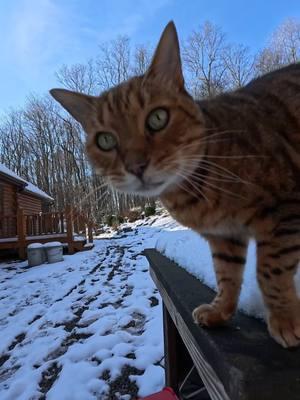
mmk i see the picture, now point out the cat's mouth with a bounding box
[135,180,166,196]
[112,177,169,197]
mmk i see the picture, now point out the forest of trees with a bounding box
[1,18,300,222]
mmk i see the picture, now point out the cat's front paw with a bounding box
[267,307,300,348]
[192,303,233,327]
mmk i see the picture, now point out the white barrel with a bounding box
[44,242,63,264]
[27,243,45,267]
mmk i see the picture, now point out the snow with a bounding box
[0,163,27,184]
[0,162,53,202]
[24,182,54,202]
[27,243,44,249]
[43,241,63,248]
[0,214,173,399]
[133,365,164,397]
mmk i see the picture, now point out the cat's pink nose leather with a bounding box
[127,161,149,179]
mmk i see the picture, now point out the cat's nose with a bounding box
[127,160,149,179]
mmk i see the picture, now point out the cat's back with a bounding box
[197,63,300,184]
[241,62,300,102]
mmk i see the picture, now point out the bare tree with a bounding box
[222,44,255,88]
[256,18,300,74]
[96,35,131,89]
[131,44,152,75]
[183,21,228,98]
[55,60,97,94]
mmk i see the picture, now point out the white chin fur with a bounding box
[113,175,179,197]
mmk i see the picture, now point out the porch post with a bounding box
[66,205,74,254]
[17,208,26,260]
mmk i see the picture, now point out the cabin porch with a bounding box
[0,206,94,260]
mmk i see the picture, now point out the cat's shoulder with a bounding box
[245,62,300,89]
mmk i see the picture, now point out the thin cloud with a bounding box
[10,0,67,72]
[0,0,172,112]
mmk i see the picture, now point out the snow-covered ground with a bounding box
[0,213,177,400]
[1,210,299,399]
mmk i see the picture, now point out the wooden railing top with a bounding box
[144,249,300,400]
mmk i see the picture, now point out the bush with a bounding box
[105,215,114,226]
[144,205,156,217]
[124,207,143,222]
[117,215,124,224]
[105,214,124,227]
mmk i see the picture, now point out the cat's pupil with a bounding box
[96,132,117,151]
[147,108,169,132]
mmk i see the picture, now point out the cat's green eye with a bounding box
[96,132,117,151]
[146,108,169,132]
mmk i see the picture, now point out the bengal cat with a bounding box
[50,22,300,348]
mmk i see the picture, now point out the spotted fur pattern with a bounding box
[51,22,300,347]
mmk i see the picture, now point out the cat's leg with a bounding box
[256,238,300,348]
[193,235,248,327]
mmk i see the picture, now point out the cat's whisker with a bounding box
[174,162,241,183]
[177,140,265,160]
[188,173,247,200]
[174,162,248,200]
[202,127,245,135]
[199,128,246,141]
[175,171,211,205]
[205,154,266,159]
[177,138,233,152]
[187,170,240,183]
[177,181,211,205]
[179,152,266,160]
[181,162,247,183]
[170,157,248,183]
[74,182,110,210]
[200,159,253,184]
[176,130,246,150]
[179,158,253,185]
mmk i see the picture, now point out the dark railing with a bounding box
[0,215,17,238]
[25,212,65,236]
[0,206,94,258]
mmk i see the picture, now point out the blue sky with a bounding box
[0,0,300,115]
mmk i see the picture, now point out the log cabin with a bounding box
[0,162,54,238]
[0,163,94,259]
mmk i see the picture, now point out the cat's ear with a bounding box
[50,88,97,129]
[144,21,184,88]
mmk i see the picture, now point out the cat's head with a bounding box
[50,22,203,197]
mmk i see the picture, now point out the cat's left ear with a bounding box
[143,21,184,89]
[50,88,97,130]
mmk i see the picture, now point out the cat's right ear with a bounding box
[143,21,184,89]
[50,88,97,129]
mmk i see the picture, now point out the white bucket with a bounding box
[27,243,45,267]
[44,242,63,264]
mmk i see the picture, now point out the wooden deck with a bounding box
[0,206,94,259]
[144,249,300,400]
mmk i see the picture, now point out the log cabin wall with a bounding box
[0,180,17,216]
[0,178,18,238]
[18,192,42,215]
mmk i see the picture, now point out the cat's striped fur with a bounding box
[50,22,300,348]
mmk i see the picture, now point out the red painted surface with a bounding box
[140,387,179,400]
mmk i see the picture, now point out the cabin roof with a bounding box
[0,163,54,202]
